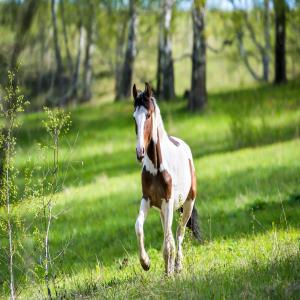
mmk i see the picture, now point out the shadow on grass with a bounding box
[15,80,300,187]
[19,163,298,278]
[14,77,300,198]
[2,148,300,292]
[16,118,300,195]
[198,164,300,240]
[3,79,300,290]
[141,253,300,299]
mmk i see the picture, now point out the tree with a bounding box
[263,0,271,81]
[51,0,65,105]
[117,0,138,100]
[114,17,128,100]
[60,0,73,77]
[156,0,175,100]
[10,0,39,70]
[0,70,29,300]
[189,0,207,111]
[70,19,84,101]
[81,0,95,102]
[274,0,287,83]
[229,0,271,82]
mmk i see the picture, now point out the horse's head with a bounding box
[132,82,155,162]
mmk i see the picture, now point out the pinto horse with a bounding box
[132,83,200,275]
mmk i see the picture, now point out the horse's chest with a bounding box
[142,168,172,209]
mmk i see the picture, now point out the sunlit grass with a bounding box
[1,79,300,298]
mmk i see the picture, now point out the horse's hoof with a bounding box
[140,258,150,271]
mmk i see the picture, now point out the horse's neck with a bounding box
[143,103,170,173]
[145,128,168,172]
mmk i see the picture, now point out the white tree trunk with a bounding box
[156,0,175,100]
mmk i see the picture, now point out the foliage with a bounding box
[0,69,29,299]
[0,71,72,298]
[42,107,71,141]
[34,107,71,298]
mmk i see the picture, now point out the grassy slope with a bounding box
[0,78,298,298]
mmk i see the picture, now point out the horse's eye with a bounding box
[146,113,150,119]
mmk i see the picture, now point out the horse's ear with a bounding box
[145,82,152,98]
[132,84,138,100]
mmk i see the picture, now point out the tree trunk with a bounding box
[60,0,73,76]
[262,0,271,81]
[37,18,46,95]
[156,0,175,100]
[274,0,287,84]
[51,0,65,104]
[114,17,127,100]
[189,0,207,111]
[10,0,39,70]
[70,21,84,102]
[0,128,7,199]
[156,25,162,96]
[117,0,138,100]
[81,18,94,102]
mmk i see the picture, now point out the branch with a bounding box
[207,39,234,53]
[173,52,191,62]
[243,12,265,56]
[236,32,264,82]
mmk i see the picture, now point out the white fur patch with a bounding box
[133,106,148,155]
[151,111,158,143]
[143,154,158,175]
[159,163,166,172]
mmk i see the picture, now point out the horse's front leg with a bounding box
[135,198,150,271]
[161,199,175,275]
[175,199,195,272]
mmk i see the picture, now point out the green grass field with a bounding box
[1,77,300,299]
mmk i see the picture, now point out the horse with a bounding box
[132,82,201,275]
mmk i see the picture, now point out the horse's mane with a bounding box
[151,97,166,143]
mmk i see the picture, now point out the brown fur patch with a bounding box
[168,136,180,147]
[142,133,172,208]
[188,159,197,200]
[142,168,172,209]
[143,113,153,151]
[146,129,162,169]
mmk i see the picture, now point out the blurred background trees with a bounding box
[0,0,299,110]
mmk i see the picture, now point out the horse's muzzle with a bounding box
[136,148,144,162]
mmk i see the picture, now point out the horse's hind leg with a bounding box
[175,199,195,272]
[135,198,150,271]
[161,199,176,275]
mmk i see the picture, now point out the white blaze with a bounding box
[133,106,147,156]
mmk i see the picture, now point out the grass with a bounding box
[1,78,300,299]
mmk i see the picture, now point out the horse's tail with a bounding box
[186,205,202,243]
